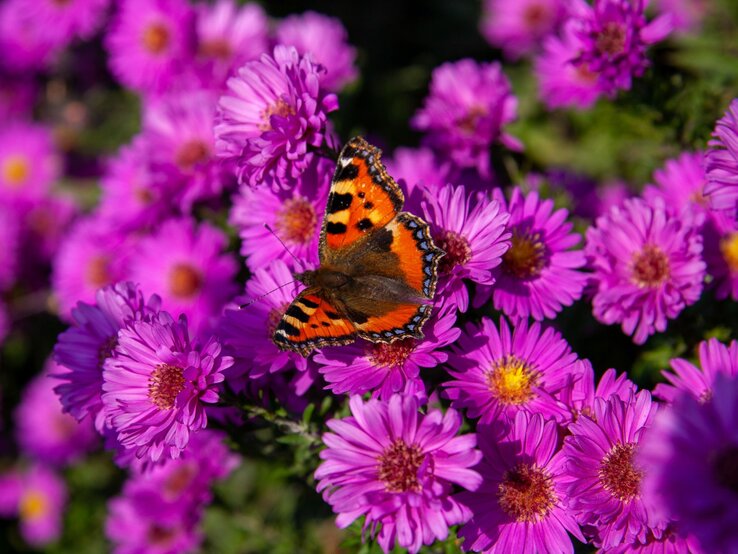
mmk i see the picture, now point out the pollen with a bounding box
[142,23,170,54]
[378,439,425,493]
[174,140,210,171]
[720,232,738,273]
[259,99,296,131]
[199,38,232,60]
[599,442,642,501]
[596,22,627,57]
[523,2,549,30]
[456,104,488,135]
[2,154,30,187]
[168,263,203,299]
[275,196,317,245]
[162,462,198,501]
[631,244,670,287]
[368,338,416,369]
[498,463,557,522]
[19,490,47,521]
[434,229,471,275]
[86,255,112,289]
[148,364,186,410]
[487,355,538,406]
[502,230,546,279]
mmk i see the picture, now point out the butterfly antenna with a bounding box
[239,279,297,309]
[264,223,305,271]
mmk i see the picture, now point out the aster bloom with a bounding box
[585,197,705,344]
[457,412,584,553]
[195,0,268,87]
[15,362,98,465]
[639,373,738,554]
[102,311,232,462]
[54,282,161,430]
[14,0,109,47]
[411,59,521,177]
[480,0,568,59]
[654,0,708,32]
[568,0,673,96]
[275,11,358,92]
[416,184,511,312]
[653,338,738,404]
[557,360,637,422]
[705,99,738,216]
[561,390,666,549]
[21,194,79,271]
[384,146,452,197]
[106,0,196,94]
[444,317,578,424]
[703,209,738,300]
[314,303,460,399]
[230,156,332,272]
[604,526,704,553]
[215,45,339,191]
[0,122,60,203]
[643,151,707,217]
[15,465,67,547]
[0,1,57,74]
[314,395,482,554]
[127,218,238,337]
[490,187,588,322]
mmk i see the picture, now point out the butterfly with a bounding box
[272,136,445,357]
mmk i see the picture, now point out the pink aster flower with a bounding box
[0,1,58,74]
[653,0,708,33]
[568,0,673,96]
[444,317,578,424]
[419,184,510,312]
[384,146,452,197]
[314,395,482,554]
[457,412,584,553]
[653,338,738,404]
[54,281,161,430]
[14,465,67,547]
[639,373,738,554]
[411,59,521,177]
[15,361,98,465]
[313,303,459,399]
[127,218,238,337]
[230,156,332,272]
[558,360,637,422]
[275,11,358,92]
[106,0,196,94]
[14,0,109,47]
[561,390,666,549]
[215,45,339,191]
[480,0,568,59]
[705,99,738,216]
[0,77,36,121]
[585,197,705,344]
[604,525,704,553]
[0,122,60,203]
[703,209,738,300]
[195,0,268,87]
[643,151,708,217]
[490,187,588,322]
[102,311,233,462]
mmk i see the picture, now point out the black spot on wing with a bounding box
[358,192,365,199]
[334,162,359,182]
[325,311,342,320]
[372,228,394,252]
[356,218,373,231]
[327,192,353,214]
[310,324,319,329]
[278,320,300,337]
[364,201,374,210]
[298,297,319,309]
[285,305,309,323]
[345,308,369,325]
[326,222,347,235]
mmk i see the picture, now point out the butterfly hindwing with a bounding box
[386,213,444,299]
[354,303,433,342]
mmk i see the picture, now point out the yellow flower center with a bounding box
[498,463,557,522]
[487,355,538,405]
[630,244,670,287]
[259,99,296,131]
[174,140,210,171]
[142,23,170,54]
[86,255,112,289]
[2,155,30,187]
[720,232,738,273]
[19,490,48,521]
[378,439,425,493]
[502,230,546,279]
[148,364,186,410]
[275,196,317,245]
[168,263,202,299]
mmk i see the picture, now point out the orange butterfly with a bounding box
[272,137,444,357]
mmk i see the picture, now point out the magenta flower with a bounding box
[480,0,568,59]
[420,184,511,312]
[705,99,738,216]
[14,0,109,47]
[643,151,707,217]
[15,361,98,465]
[0,1,57,74]
[314,395,482,554]
[313,303,460,399]
[653,0,708,32]
[275,11,358,92]
[703,209,738,300]
[605,526,704,553]
[0,203,19,292]
[106,0,196,94]
[568,0,673,96]
[384,146,452,197]
[102,311,232,462]
[0,122,60,203]
[21,194,79,271]
[412,59,521,177]
[127,217,238,337]
[457,412,584,553]
[557,361,637,422]
[230,156,332,273]
[653,338,738,404]
[585,197,705,344]
[15,465,67,547]
[561,390,666,549]
[639,373,738,554]
[54,281,161,430]
[215,45,339,191]
[444,317,578,424]
[490,187,588,321]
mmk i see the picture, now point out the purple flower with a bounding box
[314,395,482,554]
[102,311,232,462]
[0,202,20,292]
[643,151,708,217]
[457,412,584,553]
[384,146,452,197]
[275,11,358,92]
[703,209,738,300]
[230,156,332,273]
[705,99,738,216]
[314,303,460,399]
[0,1,57,74]
[14,0,109,47]
[490,187,588,321]
[558,361,637,422]
[480,0,568,59]
[215,45,339,191]
[54,281,161,430]
[0,122,60,203]
[568,0,673,96]
[421,184,511,312]
[653,338,738,404]
[585,197,705,344]
[653,0,708,32]
[639,373,738,554]
[106,0,196,94]
[444,317,578,424]
[561,390,666,549]
[15,361,98,465]
[20,194,79,271]
[0,77,36,121]
[15,465,67,547]
[411,59,521,177]
[605,526,704,553]
[127,217,238,338]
